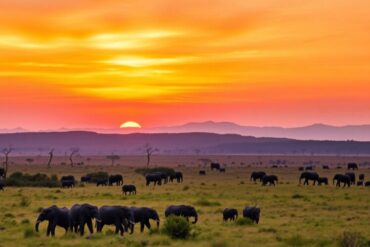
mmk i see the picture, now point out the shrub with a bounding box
[195,198,221,207]
[19,197,31,207]
[135,167,175,175]
[21,219,30,224]
[162,215,191,239]
[23,228,38,238]
[6,172,59,187]
[211,240,229,247]
[183,185,190,191]
[86,172,109,183]
[338,232,367,247]
[235,218,253,226]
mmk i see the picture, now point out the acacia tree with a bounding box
[2,147,12,179]
[144,144,158,169]
[47,148,54,168]
[69,148,80,167]
[106,154,120,166]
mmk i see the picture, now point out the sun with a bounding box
[120,121,142,128]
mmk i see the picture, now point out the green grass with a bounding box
[0,156,370,246]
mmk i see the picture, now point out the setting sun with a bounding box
[120,121,142,128]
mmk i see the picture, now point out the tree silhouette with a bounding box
[69,148,80,167]
[106,153,120,166]
[144,144,158,169]
[47,148,54,168]
[2,146,12,179]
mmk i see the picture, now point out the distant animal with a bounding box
[122,184,136,195]
[347,163,358,170]
[130,207,160,233]
[70,203,101,236]
[365,181,370,187]
[60,175,75,187]
[357,181,364,186]
[359,174,365,181]
[243,207,260,224]
[300,172,319,185]
[146,173,162,186]
[250,171,266,182]
[97,206,134,236]
[199,170,206,176]
[80,176,91,184]
[223,208,238,222]
[322,165,330,170]
[336,166,342,169]
[305,166,313,171]
[61,180,74,188]
[165,205,198,224]
[262,175,278,186]
[317,177,328,185]
[35,205,70,236]
[169,172,183,183]
[272,165,278,168]
[345,172,356,185]
[96,178,108,186]
[211,163,221,171]
[0,181,4,191]
[109,174,123,186]
[219,168,226,173]
[333,174,351,188]
[298,167,304,171]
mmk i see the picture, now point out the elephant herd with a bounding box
[145,171,183,186]
[36,203,260,237]
[299,171,369,187]
[250,172,279,186]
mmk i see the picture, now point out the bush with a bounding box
[195,198,221,207]
[23,228,38,238]
[6,172,59,187]
[19,196,31,207]
[235,218,253,226]
[162,215,191,239]
[338,232,367,247]
[135,167,176,175]
[86,172,109,183]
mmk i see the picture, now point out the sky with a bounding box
[0,0,369,130]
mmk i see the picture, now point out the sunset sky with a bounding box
[0,0,369,130]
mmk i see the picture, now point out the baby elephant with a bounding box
[122,184,136,195]
[317,177,328,185]
[243,207,260,224]
[223,208,238,222]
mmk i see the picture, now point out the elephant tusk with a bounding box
[96,219,102,223]
[36,220,41,224]
[129,221,135,225]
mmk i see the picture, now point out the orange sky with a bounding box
[0,0,369,130]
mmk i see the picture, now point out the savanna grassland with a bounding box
[0,155,370,247]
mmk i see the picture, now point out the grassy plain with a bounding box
[0,155,369,247]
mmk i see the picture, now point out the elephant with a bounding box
[243,207,260,224]
[169,172,183,183]
[359,174,365,181]
[80,176,91,184]
[299,172,319,185]
[130,207,160,233]
[122,184,136,195]
[199,170,206,176]
[109,174,123,186]
[333,174,351,187]
[0,180,4,191]
[357,181,364,186]
[211,163,221,171]
[305,166,314,171]
[96,178,108,186]
[219,168,226,173]
[298,167,304,171]
[97,206,134,236]
[262,175,278,186]
[165,205,198,224]
[250,171,266,182]
[61,175,75,184]
[345,172,356,185]
[70,204,101,236]
[317,177,328,185]
[223,208,238,222]
[365,181,370,187]
[347,163,358,170]
[61,180,74,188]
[154,172,169,184]
[145,173,162,186]
[35,205,70,236]
[322,165,330,170]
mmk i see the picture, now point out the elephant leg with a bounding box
[46,222,51,237]
[145,220,151,230]
[87,219,93,234]
[140,222,145,232]
[51,221,57,236]
[79,222,85,236]
[118,224,124,236]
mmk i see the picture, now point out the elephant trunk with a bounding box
[192,214,198,224]
[156,219,160,229]
[35,220,41,232]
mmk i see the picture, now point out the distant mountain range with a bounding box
[2,121,370,141]
[1,131,370,155]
